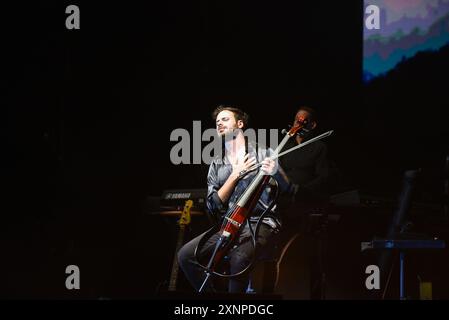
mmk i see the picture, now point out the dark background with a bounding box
[2,1,448,299]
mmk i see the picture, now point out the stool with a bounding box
[246,232,300,294]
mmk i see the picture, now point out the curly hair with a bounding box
[212,105,249,129]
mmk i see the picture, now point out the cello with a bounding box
[195,115,333,292]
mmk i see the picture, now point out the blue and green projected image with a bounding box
[363,0,449,82]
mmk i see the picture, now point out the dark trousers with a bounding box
[178,222,277,293]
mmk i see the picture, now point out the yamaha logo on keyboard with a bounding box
[165,193,191,200]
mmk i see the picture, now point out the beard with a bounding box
[218,127,241,138]
[297,127,314,140]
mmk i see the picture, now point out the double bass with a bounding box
[195,115,333,292]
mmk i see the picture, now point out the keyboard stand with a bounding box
[361,239,445,300]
